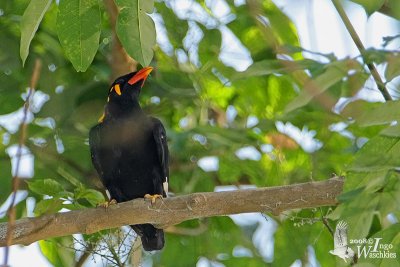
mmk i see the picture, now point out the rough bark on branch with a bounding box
[0,177,343,247]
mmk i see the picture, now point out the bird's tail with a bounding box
[130,224,164,251]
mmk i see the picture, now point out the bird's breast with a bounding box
[101,116,151,148]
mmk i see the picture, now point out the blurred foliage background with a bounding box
[1,0,400,266]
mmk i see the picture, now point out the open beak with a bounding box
[128,66,153,86]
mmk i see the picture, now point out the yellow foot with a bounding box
[144,194,163,204]
[97,199,117,208]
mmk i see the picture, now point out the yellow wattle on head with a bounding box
[114,84,121,95]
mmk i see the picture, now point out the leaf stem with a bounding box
[331,0,392,101]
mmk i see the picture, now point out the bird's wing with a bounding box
[89,123,121,197]
[89,124,105,178]
[151,118,169,196]
[334,221,349,249]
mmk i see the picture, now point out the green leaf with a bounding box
[381,124,400,137]
[160,217,256,266]
[337,187,364,202]
[262,1,300,47]
[232,59,321,80]
[218,156,242,183]
[312,224,337,266]
[28,178,64,196]
[39,238,74,267]
[0,157,12,206]
[384,0,400,20]
[57,0,101,71]
[350,0,385,15]
[284,60,361,113]
[74,187,104,206]
[350,136,400,172]
[346,197,378,240]
[198,26,221,64]
[362,48,390,65]
[273,217,315,266]
[328,195,379,239]
[343,171,388,194]
[341,72,368,97]
[116,0,156,66]
[356,223,400,266]
[20,0,52,65]
[385,54,400,82]
[155,3,188,49]
[332,172,400,241]
[35,198,64,214]
[39,240,65,267]
[357,101,400,127]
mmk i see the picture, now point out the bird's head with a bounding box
[108,66,153,102]
[99,67,153,121]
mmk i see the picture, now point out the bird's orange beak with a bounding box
[128,66,153,87]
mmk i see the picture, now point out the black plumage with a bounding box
[89,68,169,251]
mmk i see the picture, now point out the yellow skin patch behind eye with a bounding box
[98,113,105,123]
[114,84,121,95]
[109,84,121,95]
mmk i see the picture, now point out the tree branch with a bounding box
[0,177,343,247]
[331,0,392,101]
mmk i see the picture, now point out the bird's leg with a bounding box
[144,194,163,204]
[97,199,117,208]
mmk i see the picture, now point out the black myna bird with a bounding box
[89,67,169,251]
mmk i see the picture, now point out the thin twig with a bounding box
[75,243,94,267]
[321,216,334,237]
[2,59,42,266]
[331,0,392,101]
